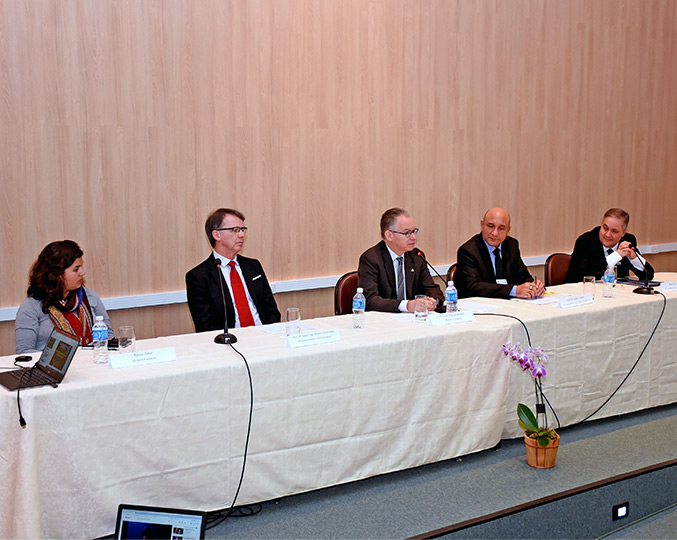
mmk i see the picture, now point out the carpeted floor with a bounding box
[204,403,677,539]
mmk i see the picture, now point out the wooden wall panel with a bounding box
[1,1,676,355]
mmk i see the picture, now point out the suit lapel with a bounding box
[378,241,397,296]
[477,235,496,281]
[237,256,257,303]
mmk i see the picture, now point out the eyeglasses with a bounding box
[389,228,419,238]
[215,227,248,234]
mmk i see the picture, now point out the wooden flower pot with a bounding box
[524,433,560,469]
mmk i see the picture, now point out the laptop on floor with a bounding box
[114,504,207,540]
[0,327,80,390]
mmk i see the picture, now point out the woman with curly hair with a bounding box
[15,240,113,353]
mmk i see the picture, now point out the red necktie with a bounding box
[228,261,255,327]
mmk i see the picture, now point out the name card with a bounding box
[660,282,677,293]
[558,294,594,309]
[110,347,177,369]
[427,311,476,326]
[287,329,340,348]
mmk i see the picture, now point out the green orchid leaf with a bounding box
[537,434,552,447]
[517,403,539,432]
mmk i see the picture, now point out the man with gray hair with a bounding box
[357,208,443,312]
[565,208,654,283]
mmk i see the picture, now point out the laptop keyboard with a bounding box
[6,367,55,386]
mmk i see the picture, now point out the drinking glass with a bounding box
[414,295,429,322]
[118,325,136,352]
[285,308,301,336]
[583,276,596,299]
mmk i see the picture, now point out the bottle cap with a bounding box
[356,287,363,293]
[95,315,103,322]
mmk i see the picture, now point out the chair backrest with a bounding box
[334,271,359,315]
[446,263,457,285]
[544,253,571,287]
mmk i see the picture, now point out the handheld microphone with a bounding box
[629,245,654,295]
[214,259,238,344]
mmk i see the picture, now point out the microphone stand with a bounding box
[214,260,238,344]
[631,246,654,295]
[413,248,447,311]
[413,248,447,284]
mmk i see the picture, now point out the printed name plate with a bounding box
[287,329,340,348]
[659,282,677,293]
[110,347,177,369]
[427,311,476,326]
[558,294,594,309]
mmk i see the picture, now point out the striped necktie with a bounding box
[396,256,404,300]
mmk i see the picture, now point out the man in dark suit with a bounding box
[357,208,444,312]
[186,208,280,332]
[456,207,544,299]
[565,208,654,283]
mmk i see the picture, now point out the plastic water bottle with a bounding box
[92,315,109,364]
[445,280,458,313]
[603,266,616,298]
[352,287,366,328]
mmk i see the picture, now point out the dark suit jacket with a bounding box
[185,254,281,333]
[357,241,444,312]
[456,234,533,299]
[565,226,654,283]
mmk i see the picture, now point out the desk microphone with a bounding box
[214,259,238,344]
[413,248,446,310]
[413,248,446,283]
[629,245,654,295]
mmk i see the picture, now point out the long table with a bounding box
[1,274,676,538]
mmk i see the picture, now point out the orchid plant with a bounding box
[503,342,558,447]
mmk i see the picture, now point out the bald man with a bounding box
[456,208,545,299]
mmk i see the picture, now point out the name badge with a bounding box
[496,279,508,285]
[558,294,594,309]
[427,311,476,326]
[110,347,177,369]
[288,329,340,348]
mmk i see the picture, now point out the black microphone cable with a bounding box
[10,355,33,428]
[206,340,255,530]
[578,290,666,423]
[474,311,561,430]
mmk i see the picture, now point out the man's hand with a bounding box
[406,296,438,312]
[516,279,545,299]
[617,241,636,259]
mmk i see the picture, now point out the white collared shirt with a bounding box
[213,251,262,327]
[482,237,517,297]
[604,243,645,272]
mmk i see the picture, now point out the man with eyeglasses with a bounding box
[186,208,280,332]
[357,208,443,312]
[456,207,544,299]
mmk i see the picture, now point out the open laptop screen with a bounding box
[38,328,80,380]
[114,504,207,540]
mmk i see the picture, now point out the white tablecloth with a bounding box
[1,273,676,538]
